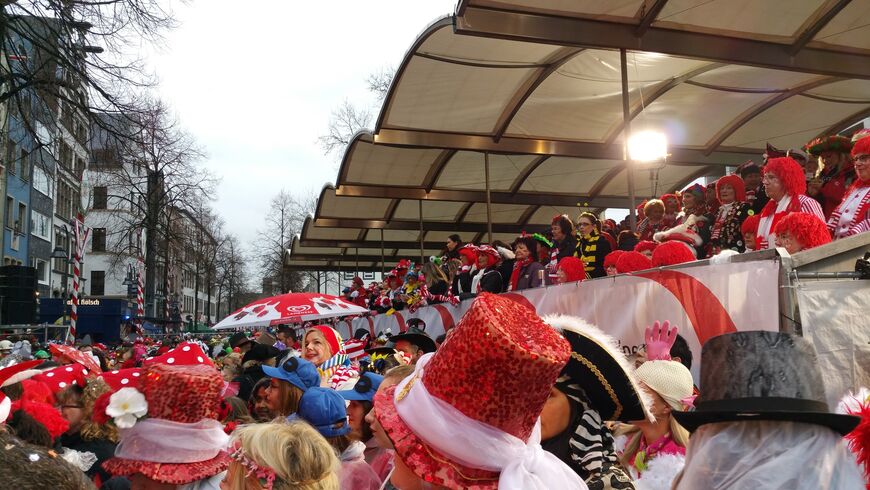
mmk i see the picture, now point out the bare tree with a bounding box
[2,1,178,141]
[215,234,250,315]
[316,99,371,158]
[86,99,216,317]
[253,189,317,295]
[366,67,394,101]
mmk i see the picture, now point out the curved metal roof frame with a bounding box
[370,15,870,158]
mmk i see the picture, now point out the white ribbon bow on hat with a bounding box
[394,354,587,490]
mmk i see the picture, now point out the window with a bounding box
[53,229,69,273]
[93,186,107,209]
[92,228,106,252]
[16,203,27,234]
[4,140,15,175]
[33,165,52,196]
[32,259,48,284]
[20,149,29,182]
[5,197,12,228]
[30,211,50,240]
[90,270,105,296]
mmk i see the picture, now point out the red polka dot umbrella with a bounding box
[212,292,369,330]
[49,343,101,373]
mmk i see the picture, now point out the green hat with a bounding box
[34,350,50,359]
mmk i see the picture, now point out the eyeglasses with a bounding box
[854,154,870,164]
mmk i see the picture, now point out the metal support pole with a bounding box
[380,229,385,276]
[355,248,359,276]
[484,152,493,243]
[620,49,638,232]
[419,199,425,264]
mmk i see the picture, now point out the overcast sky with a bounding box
[147,1,456,246]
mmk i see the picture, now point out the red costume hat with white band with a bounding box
[374,293,582,489]
[0,360,42,423]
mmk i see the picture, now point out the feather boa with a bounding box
[633,453,686,490]
[838,387,870,487]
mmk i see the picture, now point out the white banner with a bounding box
[349,260,781,378]
[796,280,870,408]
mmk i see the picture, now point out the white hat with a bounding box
[635,360,694,411]
[0,340,13,352]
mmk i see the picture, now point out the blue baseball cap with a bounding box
[262,356,320,392]
[294,387,351,438]
[338,372,384,402]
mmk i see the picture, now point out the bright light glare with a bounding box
[628,131,668,162]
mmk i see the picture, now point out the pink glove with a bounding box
[644,320,678,361]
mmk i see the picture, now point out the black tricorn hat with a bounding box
[672,331,860,436]
[544,315,651,423]
[390,325,436,354]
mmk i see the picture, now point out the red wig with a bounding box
[660,193,681,208]
[634,240,658,255]
[458,245,478,265]
[651,241,696,267]
[603,250,625,269]
[10,399,69,439]
[715,174,746,203]
[852,132,870,158]
[616,251,652,274]
[763,157,807,196]
[557,257,586,282]
[774,212,832,251]
[741,214,761,235]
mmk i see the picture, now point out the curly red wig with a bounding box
[774,212,832,251]
[715,174,746,203]
[557,257,586,282]
[763,157,807,196]
[651,241,696,267]
[603,250,625,269]
[741,214,761,235]
[633,240,658,255]
[616,251,652,274]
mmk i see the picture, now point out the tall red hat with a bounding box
[103,363,230,485]
[374,293,577,489]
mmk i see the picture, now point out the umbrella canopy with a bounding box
[212,292,369,330]
[48,343,102,374]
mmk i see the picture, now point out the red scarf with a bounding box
[510,257,533,292]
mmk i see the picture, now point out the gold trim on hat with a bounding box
[571,352,623,420]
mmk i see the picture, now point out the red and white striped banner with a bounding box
[351,259,781,379]
[71,215,91,342]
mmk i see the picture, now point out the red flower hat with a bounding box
[100,368,144,392]
[32,363,89,394]
[374,293,573,489]
[143,341,214,368]
[103,363,230,485]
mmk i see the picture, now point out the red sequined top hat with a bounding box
[375,293,572,489]
[103,363,230,485]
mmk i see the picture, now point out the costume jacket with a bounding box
[707,201,751,256]
[827,180,870,239]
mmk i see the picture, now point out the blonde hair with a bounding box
[617,417,690,468]
[273,380,305,417]
[79,378,119,443]
[228,422,339,490]
[421,262,449,288]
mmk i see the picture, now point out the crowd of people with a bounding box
[340,132,870,313]
[0,293,868,489]
[0,131,867,489]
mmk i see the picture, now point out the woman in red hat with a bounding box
[452,244,478,295]
[828,131,870,239]
[756,157,824,250]
[373,294,584,489]
[804,135,855,218]
[302,325,359,389]
[470,245,504,294]
[707,174,752,256]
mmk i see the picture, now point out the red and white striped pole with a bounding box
[70,215,90,343]
[135,228,145,334]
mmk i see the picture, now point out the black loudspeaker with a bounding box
[0,265,37,324]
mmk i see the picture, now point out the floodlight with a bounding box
[628,131,668,162]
